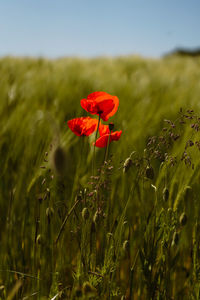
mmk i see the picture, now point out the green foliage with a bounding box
[0,55,200,299]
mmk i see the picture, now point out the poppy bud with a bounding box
[123,158,133,173]
[146,166,154,179]
[82,207,90,221]
[123,240,130,252]
[180,212,187,226]
[109,123,114,131]
[172,231,179,246]
[82,281,96,296]
[163,187,169,201]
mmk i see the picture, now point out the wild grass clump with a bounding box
[0,55,200,299]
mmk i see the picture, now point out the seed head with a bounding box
[146,166,154,179]
[123,240,130,252]
[36,234,43,245]
[82,281,96,296]
[179,212,187,226]
[123,158,133,173]
[0,285,5,292]
[46,207,54,224]
[123,220,128,226]
[82,207,90,221]
[167,208,172,214]
[74,286,82,297]
[163,187,169,201]
[46,207,54,218]
[172,231,179,246]
[107,233,113,241]
[93,210,101,225]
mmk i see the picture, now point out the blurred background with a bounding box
[1,1,200,299]
[0,0,200,58]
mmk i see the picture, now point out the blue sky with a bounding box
[0,0,200,58]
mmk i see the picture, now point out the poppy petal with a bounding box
[81,99,114,120]
[96,100,115,121]
[87,91,108,101]
[82,117,98,136]
[67,117,98,137]
[110,130,122,141]
[67,119,82,136]
[80,99,98,115]
[91,92,119,120]
[95,130,122,147]
[81,91,119,121]
[99,123,110,136]
[103,95,119,120]
[95,134,110,148]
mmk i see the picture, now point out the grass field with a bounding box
[0,54,200,299]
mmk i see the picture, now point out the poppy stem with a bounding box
[93,114,101,174]
[104,129,111,164]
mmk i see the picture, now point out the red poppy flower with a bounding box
[99,123,110,136]
[80,91,119,121]
[67,117,98,136]
[95,130,122,148]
